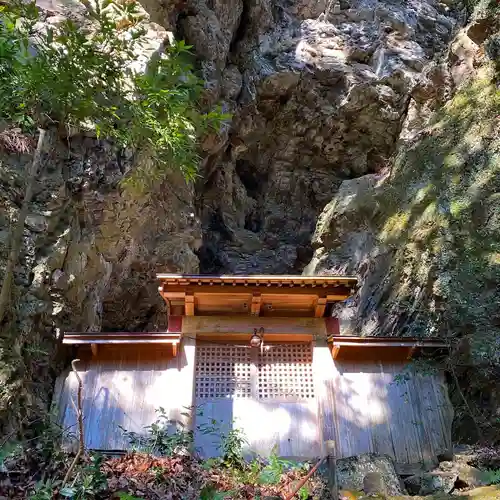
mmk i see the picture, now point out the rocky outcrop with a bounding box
[0,128,201,432]
[180,0,460,274]
[404,461,490,495]
[2,0,498,445]
[305,3,500,439]
[336,453,404,496]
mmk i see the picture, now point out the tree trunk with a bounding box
[0,128,47,325]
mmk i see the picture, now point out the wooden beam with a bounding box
[328,335,447,346]
[332,341,448,348]
[167,316,183,333]
[169,300,185,316]
[251,293,262,316]
[185,293,195,316]
[325,317,340,336]
[314,297,327,318]
[196,332,314,342]
[65,339,181,344]
[161,284,351,299]
[331,345,340,359]
[407,346,416,360]
[183,316,326,337]
[63,332,182,345]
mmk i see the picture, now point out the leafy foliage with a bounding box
[219,427,247,470]
[257,446,302,485]
[115,493,144,500]
[28,479,62,500]
[392,358,440,385]
[0,0,226,188]
[59,454,107,499]
[483,468,500,485]
[120,407,194,456]
[118,407,313,498]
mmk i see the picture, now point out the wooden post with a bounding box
[177,336,196,430]
[313,338,339,499]
[251,293,262,316]
[314,297,327,318]
[185,293,195,316]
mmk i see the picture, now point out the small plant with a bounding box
[120,407,194,456]
[199,485,236,499]
[28,479,61,500]
[483,468,500,485]
[219,426,247,470]
[258,446,302,485]
[115,494,144,500]
[0,440,23,471]
[59,453,107,499]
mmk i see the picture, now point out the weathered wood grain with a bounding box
[330,360,453,466]
[182,316,327,337]
[55,346,191,450]
[54,341,453,468]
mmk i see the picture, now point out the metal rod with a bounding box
[283,455,327,500]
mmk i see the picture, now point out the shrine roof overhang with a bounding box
[156,274,358,318]
[328,335,449,361]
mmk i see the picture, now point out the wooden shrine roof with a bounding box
[157,274,358,318]
[156,274,358,287]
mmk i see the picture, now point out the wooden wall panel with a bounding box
[329,360,453,468]
[53,339,453,468]
[54,343,195,451]
[194,398,319,460]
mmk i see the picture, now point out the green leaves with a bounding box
[219,426,247,470]
[0,0,228,188]
[115,493,144,500]
[59,486,77,498]
[120,407,195,456]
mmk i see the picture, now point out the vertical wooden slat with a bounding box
[346,362,373,456]
[434,373,454,452]
[179,336,196,429]
[419,371,447,459]
[410,373,436,464]
[402,372,426,463]
[85,359,101,449]
[133,349,150,447]
[388,363,412,463]
[333,361,355,458]
[313,340,338,456]
[368,362,394,458]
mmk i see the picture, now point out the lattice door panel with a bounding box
[257,343,315,401]
[195,344,252,399]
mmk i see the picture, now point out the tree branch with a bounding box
[62,359,85,486]
[0,128,47,325]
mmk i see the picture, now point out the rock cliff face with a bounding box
[187,0,460,274]
[1,0,499,439]
[304,3,500,441]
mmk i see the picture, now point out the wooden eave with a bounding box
[328,336,448,360]
[157,274,358,318]
[62,332,182,356]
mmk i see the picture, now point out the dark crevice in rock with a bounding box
[235,159,262,198]
[229,0,251,55]
[196,240,225,274]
